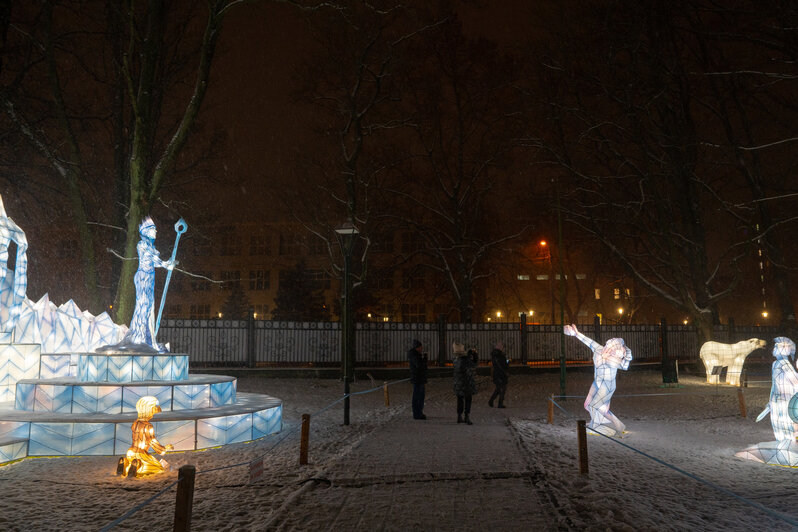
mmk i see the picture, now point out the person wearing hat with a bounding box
[408,339,428,420]
[489,341,509,408]
[452,342,478,425]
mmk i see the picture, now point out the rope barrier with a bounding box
[98,480,179,532]
[547,395,798,528]
[100,376,413,529]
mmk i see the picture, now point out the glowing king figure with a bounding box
[119,396,174,477]
[564,324,633,437]
[123,217,176,352]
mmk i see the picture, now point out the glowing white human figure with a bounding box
[0,195,29,333]
[122,217,175,352]
[564,324,632,437]
[756,337,798,441]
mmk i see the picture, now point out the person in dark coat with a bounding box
[453,342,478,425]
[489,341,509,408]
[408,339,428,420]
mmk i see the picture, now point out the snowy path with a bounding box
[263,388,556,530]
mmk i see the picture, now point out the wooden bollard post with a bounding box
[737,388,747,418]
[173,464,196,532]
[300,413,310,465]
[547,394,554,424]
[383,381,390,406]
[577,420,589,476]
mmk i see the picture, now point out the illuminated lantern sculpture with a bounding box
[0,195,29,334]
[564,324,632,437]
[118,217,177,353]
[736,337,798,466]
[118,396,174,477]
[699,338,766,386]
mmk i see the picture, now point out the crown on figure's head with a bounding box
[138,216,155,235]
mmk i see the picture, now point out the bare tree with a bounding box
[285,2,441,296]
[389,15,527,323]
[0,0,299,320]
[531,0,768,342]
[686,0,798,332]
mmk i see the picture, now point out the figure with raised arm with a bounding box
[564,324,632,437]
[123,217,176,352]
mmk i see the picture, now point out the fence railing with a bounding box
[158,319,781,368]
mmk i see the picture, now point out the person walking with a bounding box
[489,341,509,408]
[408,339,428,420]
[453,342,478,425]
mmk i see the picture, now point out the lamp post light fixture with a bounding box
[335,221,359,426]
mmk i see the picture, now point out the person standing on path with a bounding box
[489,341,509,408]
[408,339,428,420]
[453,342,478,425]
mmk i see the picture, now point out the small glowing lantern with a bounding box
[117,396,174,477]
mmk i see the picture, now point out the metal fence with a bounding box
[158,319,781,368]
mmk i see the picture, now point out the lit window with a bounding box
[613,288,620,300]
[517,274,530,281]
[625,288,631,298]
[594,288,600,300]
[576,273,586,280]
[537,274,549,281]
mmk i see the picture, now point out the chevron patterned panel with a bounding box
[0,420,29,441]
[106,356,133,383]
[0,440,27,462]
[253,406,282,440]
[0,343,41,402]
[29,422,73,455]
[152,420,196,452]
[224,413,253,444]
[173,384,209,410]
[132,355,154,381]
[121,386,149,413]
[33,384,73,413]
[95,385,123,413]
[72,423,115,455]
[196,416,227,449]
[79,355,108,382]
[39,354,71,379]
[71,385,99,414]
[173,356,188,380]
[13,382,34,410]
[114,422,132,453]
[209,381,235,407]
[153,356,172,380]
[147,386,172,411]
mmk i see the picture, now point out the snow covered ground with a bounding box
[1,367,797,531]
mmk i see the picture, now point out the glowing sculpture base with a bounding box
[735,440,798,467]
[587,423,626,438]
[0,351,282,464]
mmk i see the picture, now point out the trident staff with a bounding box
[155,218,187,335]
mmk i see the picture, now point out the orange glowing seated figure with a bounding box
[117,396,174,477]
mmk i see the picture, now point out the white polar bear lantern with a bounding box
[699,338,767,386]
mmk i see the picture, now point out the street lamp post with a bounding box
[540,241,555,325]
[336,222,359,426]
